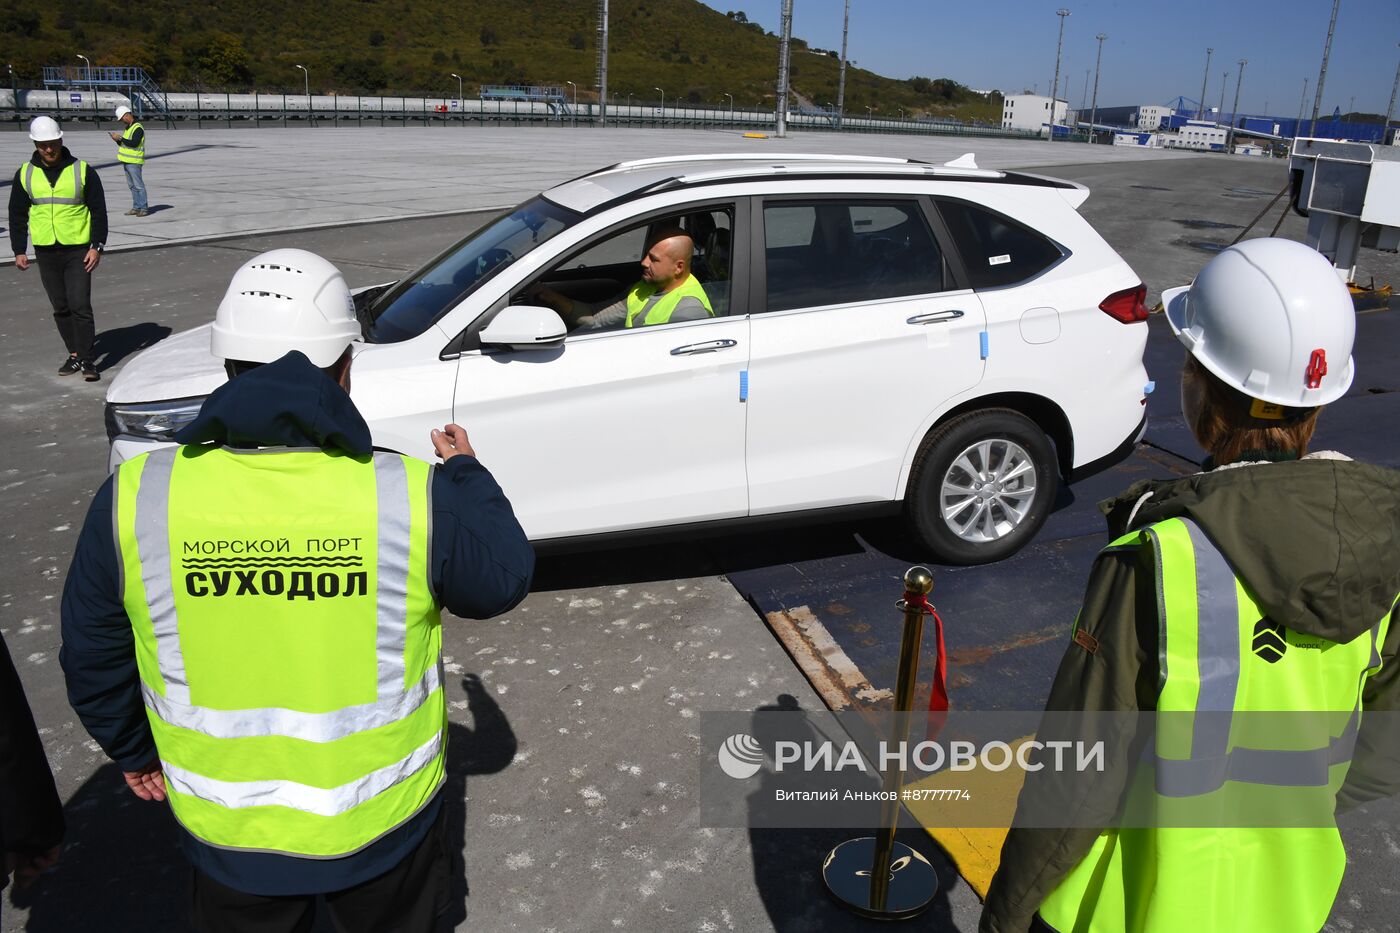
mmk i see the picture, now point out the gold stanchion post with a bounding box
[821,566,939,919]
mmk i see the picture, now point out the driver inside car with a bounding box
[529,226,714,331]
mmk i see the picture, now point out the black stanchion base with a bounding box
[821,837,938,920]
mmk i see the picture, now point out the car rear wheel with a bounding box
[905,409,1059,565]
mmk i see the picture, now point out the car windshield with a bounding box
[368,197,578,343]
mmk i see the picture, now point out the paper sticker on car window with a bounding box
[988,254,1011,266]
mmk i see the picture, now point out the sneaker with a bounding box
[124,208,138,216]
[133,209,150,217]
[58,356,82,376]
[81,360,100,382]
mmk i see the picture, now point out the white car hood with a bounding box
[106,323,226,404]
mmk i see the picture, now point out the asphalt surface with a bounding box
[3,141,1398,932]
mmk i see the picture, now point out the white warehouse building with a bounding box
[1162,120,1228,151]
[1002,94,1068,136]
[1137,105,1173,131]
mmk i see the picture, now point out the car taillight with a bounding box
[1099,284,1149,323]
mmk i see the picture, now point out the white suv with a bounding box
[106,153,1150,565]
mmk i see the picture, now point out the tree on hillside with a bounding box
[185,31,253,85]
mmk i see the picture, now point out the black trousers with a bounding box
[190,811,452,933]
[36,245,94,359]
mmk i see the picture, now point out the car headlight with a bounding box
[105,398,206,443]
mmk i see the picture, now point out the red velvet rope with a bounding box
[904,590,949,742]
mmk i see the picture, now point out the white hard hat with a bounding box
[28,116,63,142]
[1163,238,1355,407]
[211,249,361,368]
[115,105,132,119]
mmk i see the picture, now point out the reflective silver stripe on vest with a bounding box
[1183,518,1239,764]
[161,729,444,816]
[135,448,191,704]
[1155,707,1360,795]
[21,160,85,205]
[134,449,426,736]
[1154,518,1366,797]
[373,453,411,700]
[141,660,442,742]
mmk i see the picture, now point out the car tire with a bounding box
[905,408,1060,566]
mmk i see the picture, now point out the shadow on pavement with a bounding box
[8,672,517,933]
[91,322,172,372]
[745,694,966,932]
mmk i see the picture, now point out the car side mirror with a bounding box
[479,305,567,350]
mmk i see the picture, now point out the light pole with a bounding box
[75,53,94,120]
[776,0,793,137]
[566,79,577,122]
[596,0,609,126]
[450,72,462,105]
[1297,77,1309,137]
[1089,33,1106,143]
[836,0,850,129]
[724,92,733,118]
[1218,72,1228,123]
[1050,8,1070,123]
[897,107,904,120]
[1310,0,1340,136]
[295,63,310,119]
[865,105,872,118]
[1196,48,1213,120]
[1227,60,1246,153]
[654,86,664,120]
[1384,44,1400,144]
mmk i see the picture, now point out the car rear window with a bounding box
[935,198,1063,289]
[761,200,944,312]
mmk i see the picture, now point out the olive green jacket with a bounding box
[980,453,1400,933]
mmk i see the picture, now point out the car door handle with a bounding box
[907,310,966,325]
[671,339,739,356]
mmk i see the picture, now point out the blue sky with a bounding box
[701,1,1400,117]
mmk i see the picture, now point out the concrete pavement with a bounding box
[3,125,1195,252]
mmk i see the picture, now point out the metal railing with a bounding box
[3,87,1039,142]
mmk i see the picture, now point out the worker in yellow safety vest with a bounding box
[60,248,534,931]
[982,238,1400,933]
[110,105,148,216]
[10,115,108,381]
[529,224,714,330]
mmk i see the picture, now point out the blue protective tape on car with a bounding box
[740,370,749,402]
[979,331,989,360]
[1144,380,1156,395]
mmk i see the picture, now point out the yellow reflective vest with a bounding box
[19,160,91,246]
[1038,516,1391,933]
[117,120,145,165]
[115,445,445,857]
[624,273,714,327]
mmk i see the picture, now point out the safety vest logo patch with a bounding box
[1251,618,1287,663]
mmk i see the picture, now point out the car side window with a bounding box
[520,206,735,336]
[935,199,1063,289]
[761,200,944,313]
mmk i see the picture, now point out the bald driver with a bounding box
[531,226,714,331]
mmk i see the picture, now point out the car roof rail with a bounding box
[586,152,929,177]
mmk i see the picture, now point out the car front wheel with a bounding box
[905,409,1059,565]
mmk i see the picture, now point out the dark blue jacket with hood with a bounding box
[60,351,535,895]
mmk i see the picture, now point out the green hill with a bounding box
[0,0,1001,120]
